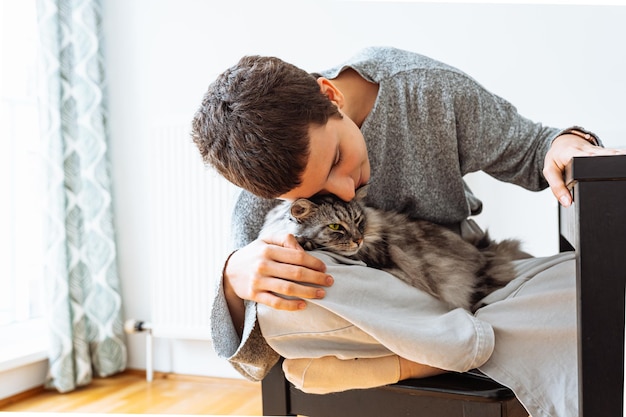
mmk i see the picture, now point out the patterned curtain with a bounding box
[37,0,126,393]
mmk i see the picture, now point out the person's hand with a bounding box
[224,233,333,315]
[543,134,626,207]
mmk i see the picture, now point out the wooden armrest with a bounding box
[558,154,626,417]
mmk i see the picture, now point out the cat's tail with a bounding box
[471,232,533,262]
[470,233,532,309]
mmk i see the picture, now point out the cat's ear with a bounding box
[290,198,317,221]
[355,184,369,202]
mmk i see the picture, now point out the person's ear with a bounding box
[316,77,345,108]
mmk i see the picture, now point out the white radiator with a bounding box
[148,124,238,341]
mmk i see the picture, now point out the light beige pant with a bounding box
[258,251,577,417]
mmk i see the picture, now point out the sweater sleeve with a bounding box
[447,71,559,190]
[209,190,281,381]
[210,273,280,381]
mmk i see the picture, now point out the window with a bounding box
[0,0,45,329]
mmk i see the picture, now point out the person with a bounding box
[191,47,624,417]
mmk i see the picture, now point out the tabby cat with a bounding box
[260,188,530,311]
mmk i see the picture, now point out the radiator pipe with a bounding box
[124,319,153,334]
[124,319,154,382]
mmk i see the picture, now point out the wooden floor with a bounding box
[0,370,263,415]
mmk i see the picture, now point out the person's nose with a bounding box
[327,176,356,201]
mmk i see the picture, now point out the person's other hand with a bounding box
[543,134,626,207]
[224,234,333,312]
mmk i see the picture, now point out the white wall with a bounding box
[102,0,626,377]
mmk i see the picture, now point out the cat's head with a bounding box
[288,191,367,256]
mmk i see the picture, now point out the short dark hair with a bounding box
[191,55,341,199]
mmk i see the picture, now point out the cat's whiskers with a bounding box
[312,242,360,256]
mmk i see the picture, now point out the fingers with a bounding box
[280,233,305,251]
[592,147,626,156]
[544,135,626,207]
[224,235,334,311]
[254,291,307,311]
[252,244,333,305]
[543,160,572,207]
[245,260,330,311]
[251,268,331,311]
[265,241,327,275]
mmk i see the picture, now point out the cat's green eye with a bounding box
[328,223,341,231]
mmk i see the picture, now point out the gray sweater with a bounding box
[210,47,560,381]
